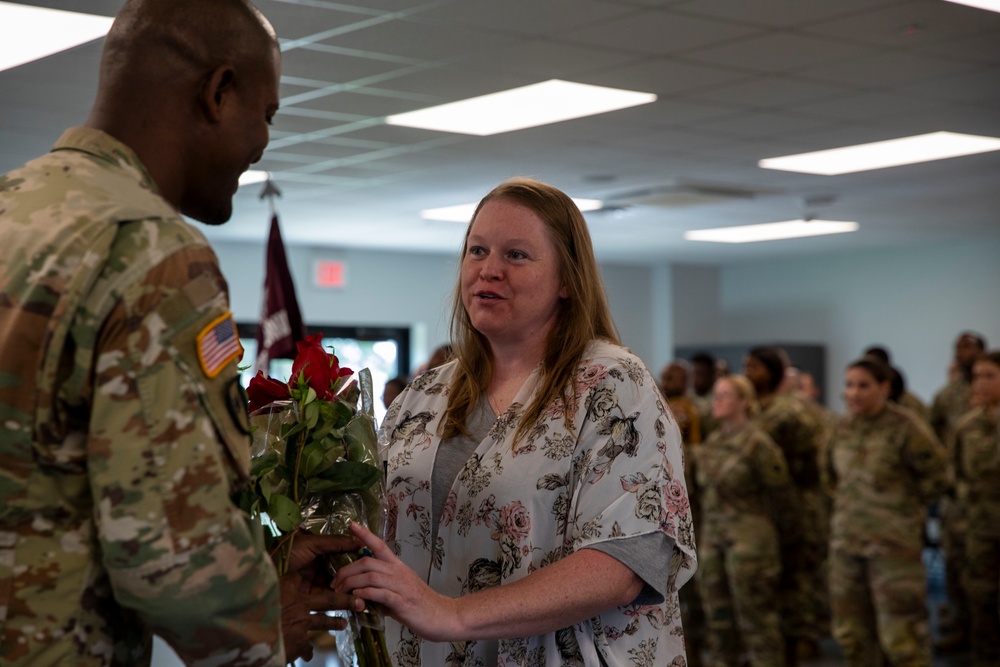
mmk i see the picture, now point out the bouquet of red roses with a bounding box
[240,334,390,667]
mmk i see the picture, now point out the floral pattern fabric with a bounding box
[380,340,696,666]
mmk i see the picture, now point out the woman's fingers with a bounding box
[348,521,397,561]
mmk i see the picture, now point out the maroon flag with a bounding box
[256,214,307,372]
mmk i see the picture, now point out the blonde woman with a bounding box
[333,178,696,666]
[693,374,796,667]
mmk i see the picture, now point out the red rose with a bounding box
[290,334,353,400]
[247,370,291,412]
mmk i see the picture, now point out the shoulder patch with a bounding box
[197,312,243,378]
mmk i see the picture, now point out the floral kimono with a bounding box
[380,340,697,666]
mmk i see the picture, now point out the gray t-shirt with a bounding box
[429,397,673,607]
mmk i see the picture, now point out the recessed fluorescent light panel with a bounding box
[422,198,603,223]
[943,0,1000,13]
[759,132,1000,175]
[238,170,271,187]
[0,2,113,73]
[387,80,656,136]
[685,220,859,244]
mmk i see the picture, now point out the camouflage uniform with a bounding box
[670,395,704,667]
[667,394,702,445]
[691,393,717,441]
[929,377,973,637]
[753,392,828,644]
[898,391,930,423]
[0,128,284,665]
[952,407,1000,666]
[824,403,948,667]
[692,423,797,667]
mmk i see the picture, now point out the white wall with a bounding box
[212,241,663,375]
[672,264,721,346]
[717,238,1000,412]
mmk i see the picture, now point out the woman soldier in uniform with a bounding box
[824,358,948,667]
[954,350,1000,666]
[692,374,797,667]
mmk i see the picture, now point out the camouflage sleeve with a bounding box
[770,409,821,488]
[928,391,947,442]
[752,432,801,548]
[688,405,702,445]
[903,417,949,507]
[88,240,284,665]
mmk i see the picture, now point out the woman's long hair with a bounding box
[440,178,620,445]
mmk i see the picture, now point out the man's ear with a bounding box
[199,64,235,123]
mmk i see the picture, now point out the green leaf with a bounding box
[266,493,302,533]
[251,450,280,478]
[304,400,320,430]
[326,401,353,428]
[308,461,382,493]
[345,414,379,465]
[299,440,326,478]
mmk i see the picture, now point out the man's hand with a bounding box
[279,533,365,663]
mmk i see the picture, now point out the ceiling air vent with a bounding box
[605,181,777,209]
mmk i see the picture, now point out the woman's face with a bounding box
[742,355,771,394]
[460,198,566,351]
[971,359,1000,408]
[843,366,888,417]
[711,378,745,422]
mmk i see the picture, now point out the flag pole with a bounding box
[254,177,307,374]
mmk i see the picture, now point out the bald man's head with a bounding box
[660,362,689,399]
[99,0,277,102]
[90,0,281,223]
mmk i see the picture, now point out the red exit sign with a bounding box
[315,260,345,288]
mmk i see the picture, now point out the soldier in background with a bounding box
[952,350,1000,666]
[661,360,702,445]
[692,374,797,667]
[744,346,828,665]
[660,359,705,666]
[0,1,360,664]
[690,352,719,439]
[824,358,948,667]
[863,345,929,422]
[930,331,987,652]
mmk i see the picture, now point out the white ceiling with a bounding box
[3,0,999,264]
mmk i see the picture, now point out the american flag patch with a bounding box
[196,312,243,378]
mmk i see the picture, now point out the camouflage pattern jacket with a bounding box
[692,423,799,550]
[824,404,948,558]
[930,376,972,445]
[0,128,283,665]
[952,407,1000,536]
[754,392,824,491]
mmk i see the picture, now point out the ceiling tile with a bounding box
[912,31,1000,66]
[891,65,1000,104]
[684,32,881,74]
[414,0,635,37]
[669,0,902,28]
[458,39,638,79]
[687,74,854,108]
[573,57,754,96]
[799,51,979,88]
[560,8,762,56]
[801,0,1000,47]
[687,110,840,139]
[786,91,949,122]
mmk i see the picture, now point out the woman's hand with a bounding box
[332,523,644,644]
[331,522,460,642]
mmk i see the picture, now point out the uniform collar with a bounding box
[52,127,160,196]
